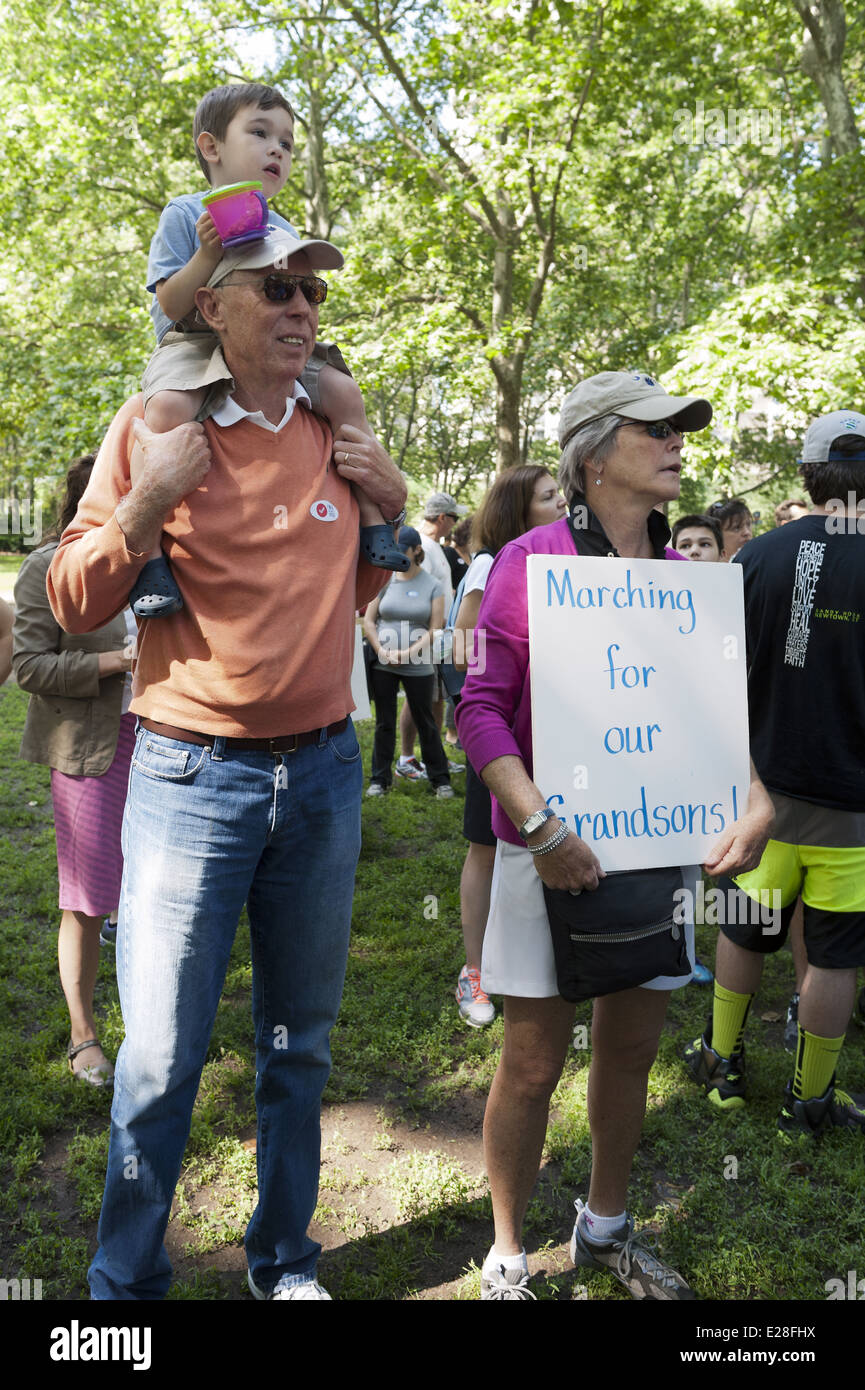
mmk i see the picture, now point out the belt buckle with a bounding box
[271,734,298,754]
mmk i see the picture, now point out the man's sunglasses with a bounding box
[220,273,328,305]
[620,419,684,439]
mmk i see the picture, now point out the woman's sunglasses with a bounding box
[620,419,684,439]
[220,273,328,305]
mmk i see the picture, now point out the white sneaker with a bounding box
[455,965,495,1026]
[435,784,455,799]
[248,1271,332,1300]
[366,782,386,797]
[395,756,427,781]
[481,1254,536,1300]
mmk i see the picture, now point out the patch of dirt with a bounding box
[11,1084,588,1300]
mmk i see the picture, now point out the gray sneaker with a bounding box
[570,1199,694,1300]
[248,1270,332,1300]
[481,1261,536,1300]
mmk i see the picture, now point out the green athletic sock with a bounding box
[711,982,753,1058]
[792,1028,845,1102]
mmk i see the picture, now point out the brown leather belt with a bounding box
[139,716,349,754]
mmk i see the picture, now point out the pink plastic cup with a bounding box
[202,181,268,247]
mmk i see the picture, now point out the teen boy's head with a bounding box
[193,84,295,193]
[671,513,724,561]
[799,409,865,509]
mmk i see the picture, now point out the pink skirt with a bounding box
[50,711,136,916]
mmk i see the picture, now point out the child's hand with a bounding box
[195,211,225,267]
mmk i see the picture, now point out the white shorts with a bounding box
[481,839,698,999]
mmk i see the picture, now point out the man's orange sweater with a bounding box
[48,396,385,736]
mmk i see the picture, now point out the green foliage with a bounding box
[1,0,860,496]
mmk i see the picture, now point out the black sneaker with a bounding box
[683,1024,746,1110]
[570,1199,694,1300]
[777,1079,865,1138]
[784,992,800,1053]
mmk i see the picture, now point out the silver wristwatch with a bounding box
[518,807,557,840]
[384,506,407,527]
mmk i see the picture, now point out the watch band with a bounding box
[384,506,407,527]
[518,806,557,840]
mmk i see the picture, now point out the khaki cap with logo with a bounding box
[208,228,344,287]
[558,371,713,450]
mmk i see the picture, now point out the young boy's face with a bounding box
[674,526,723,561]
[201,103,294,198]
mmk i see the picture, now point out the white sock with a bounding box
[483,1246,527,1272]
[581,1205,627,1242]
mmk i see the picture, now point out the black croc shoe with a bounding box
[130,555,184,618]
[360,524,410,571]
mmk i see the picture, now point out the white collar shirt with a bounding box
[210,379,311,433]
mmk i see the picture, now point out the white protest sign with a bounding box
[350,622,371,721]
[528,555,750,871]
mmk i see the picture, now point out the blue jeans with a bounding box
[88,719,362,1299]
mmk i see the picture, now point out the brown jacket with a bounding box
[13,542,129,775]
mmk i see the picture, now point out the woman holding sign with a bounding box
[457,371,773,1301]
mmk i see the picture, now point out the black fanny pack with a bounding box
[542,865,690,1003]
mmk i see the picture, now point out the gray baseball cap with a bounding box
[208,227,344,287]
[558,371,712,449]
[423,492,467,519]
[801,409,865,463]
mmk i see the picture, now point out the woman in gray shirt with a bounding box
[363,527,452,797]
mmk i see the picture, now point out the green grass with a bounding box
[0,553,25,582]
[0,680,863,1301]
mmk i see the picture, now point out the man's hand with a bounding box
[117,419,212,555]
[333,424,407,521]
[703,776,774,880]
[531,827,606,893]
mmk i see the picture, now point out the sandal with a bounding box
[360,524,411,572]
[67,1038,114,1088]
[129,555,184,618]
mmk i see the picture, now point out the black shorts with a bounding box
[716,869,865,970]
[463,759,496,847]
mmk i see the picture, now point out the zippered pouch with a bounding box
[542,865,690,1003]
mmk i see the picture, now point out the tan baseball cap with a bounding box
[208,227,344,287]
[558,371,712,449]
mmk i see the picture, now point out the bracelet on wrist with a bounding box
[527,822,570,856]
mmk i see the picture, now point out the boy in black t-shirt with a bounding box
[685,411,865,1137]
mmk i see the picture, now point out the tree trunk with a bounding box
[791,0,861,155]
[490,186,523,471]
[302,78,332,239]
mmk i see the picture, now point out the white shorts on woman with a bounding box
[482,840,698,999]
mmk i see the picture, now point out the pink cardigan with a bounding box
[455,517,687,845]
